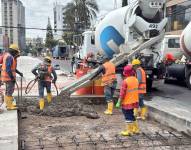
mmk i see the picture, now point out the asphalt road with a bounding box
[52,59,72,73]
[150,79,191,105]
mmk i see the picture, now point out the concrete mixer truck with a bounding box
[60,0,168,94]
[164,22,191,90]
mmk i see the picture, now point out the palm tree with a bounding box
[63,0,99,32]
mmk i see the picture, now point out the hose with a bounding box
[25,78,38,94]
[53,83,59,96]
[15,81,20,104]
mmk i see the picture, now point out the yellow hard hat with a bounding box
[132,59,141,66]
[44,56,52,64]
[9,44,20,52]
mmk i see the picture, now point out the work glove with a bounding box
[115,100,121,108]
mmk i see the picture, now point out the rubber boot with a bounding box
[5,96,17,110]
[47,93,52,103]
[39,98,45,110]
[132,121,140,134]
[104,102,113,115]
[140,107,148,121]
[12,97,17,107]
[134,108,139,118]
[121,123,133,136]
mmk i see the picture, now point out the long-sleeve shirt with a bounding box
[5,55,21,80]
[32,63,57,81]
[136,69,142,83]
[119,80,127,100]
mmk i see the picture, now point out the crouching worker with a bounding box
[116,65,140,136]
[1,44,23,110]
[32,56,57,110]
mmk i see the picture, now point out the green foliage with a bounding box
[63,0,99,33]
[122,0,128,7]
[45,18,57,49]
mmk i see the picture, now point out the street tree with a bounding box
[45,17,57,49]
[63,0,99,33]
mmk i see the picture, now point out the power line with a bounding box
[0,25,72,32]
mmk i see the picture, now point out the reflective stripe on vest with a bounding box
[44,65,53,82]
[1,53,17,82]
[122,76,139,106]
[137,67,146,94]
[102,62,116,85]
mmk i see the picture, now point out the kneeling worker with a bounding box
[132,59,147,120]
[1,44,23,110]
[91,57,117,115]
[32,56,57,110]
[116,65,140,136]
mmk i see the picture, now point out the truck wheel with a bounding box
[146,78,153,92]
[186,71,191,90]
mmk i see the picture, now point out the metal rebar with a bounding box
[88,135,97,146]
[72,136,80,147]
[56,137,63,148]
[98,134,107,143]
[38,138,44,150]
[115,135,124,145]
[20,140,25,150]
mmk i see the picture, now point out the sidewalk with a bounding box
[0,110,18,150]
[146,95,191,135]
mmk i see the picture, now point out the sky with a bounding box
[0,0,122,38]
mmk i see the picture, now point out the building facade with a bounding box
[53,3,65,40]
[166,0,191,35]
[1,0,26,50]
[0,28,3,51]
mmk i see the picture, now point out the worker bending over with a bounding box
[1,44,23,110]
[132,59,147,120]
[116,65,140,136]
[32,57,57,110]
[91,57,117,115]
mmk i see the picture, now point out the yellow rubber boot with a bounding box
[5,96,17,110]
[134,108,139,118]
[12,97,17,107]
[132,121,140,134]
[121,123,133,136]
[104,102,113,115]
[39,99,45,110]
[47,93,52,103]
[140,107,148,121]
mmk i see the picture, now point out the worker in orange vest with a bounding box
[32,56,57,110]
[91,57,117,115]
[116,65,140,136]
[1,44,23,110]
[132,59,147,120]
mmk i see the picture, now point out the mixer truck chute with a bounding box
[60,0,167,95]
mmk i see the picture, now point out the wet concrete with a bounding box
[19,94,100,119]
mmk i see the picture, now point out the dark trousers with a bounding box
[5,81,15,96]
[104,80,117,102]
[38,81,51,98]
[122,108,136,123]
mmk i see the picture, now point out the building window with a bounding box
[168,38,180,48]
[167,1,191,32]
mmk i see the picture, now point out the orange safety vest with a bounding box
[1,53,17,82]
[102,62,116,85]
[137,67,146,94]
[122,76,139,109]
[45,65,53,82]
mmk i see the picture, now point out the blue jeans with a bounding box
[139,94,145,108]
[5,81,15,96]
[122,108,136,122]
[38,81,51,98]
[104,80,117,102]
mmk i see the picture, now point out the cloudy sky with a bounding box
[0,0,122,38]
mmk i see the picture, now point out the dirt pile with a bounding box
[19,93,100,119]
